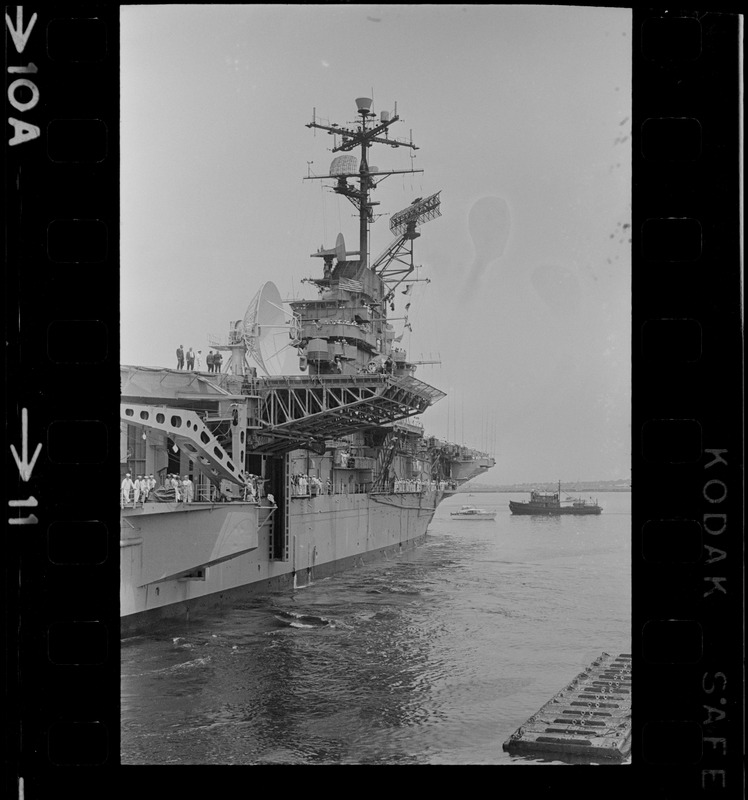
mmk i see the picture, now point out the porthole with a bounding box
[125,408,134,417]
[156,413,165,424]
[171,416,182,428]
[139,411,149,420]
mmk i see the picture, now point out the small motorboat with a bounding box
[450,505,496,520]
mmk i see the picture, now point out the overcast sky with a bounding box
[121,4,631,485]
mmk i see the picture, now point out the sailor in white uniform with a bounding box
[121,473,134,508]
[170,474,181,501]
[133,476,142,507]
[182,475,194,503]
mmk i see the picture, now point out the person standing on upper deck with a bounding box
[139,475,149,505]
[121,473,134,508]
[186,347,195,370]
[195,350,202,371]
[176,345,184,369]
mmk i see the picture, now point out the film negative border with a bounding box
[2,4,743,794]
[632,7,742,797]
[4,3,120,796]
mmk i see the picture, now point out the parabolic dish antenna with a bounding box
[241,281,290,375]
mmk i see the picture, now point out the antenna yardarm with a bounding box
[305,98,421,269]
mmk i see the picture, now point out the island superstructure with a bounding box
[121,97,494,634]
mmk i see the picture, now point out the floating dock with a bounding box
[503,652,631,762]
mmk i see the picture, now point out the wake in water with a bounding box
[273,609,334,629]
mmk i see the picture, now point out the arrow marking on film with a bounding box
[9,514,38,526]
[10,408,42,482]
[8,496,38,508]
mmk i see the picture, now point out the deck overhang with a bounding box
[252,374,445,454]
[121,366,445,455]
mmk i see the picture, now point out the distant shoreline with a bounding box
[458,484,631,494]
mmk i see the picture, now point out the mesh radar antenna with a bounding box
[304,97,423,272]
[370,191,441,294]
[212,282,299,376]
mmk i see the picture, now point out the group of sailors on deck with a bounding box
[122,469,457,508]
[392,478,450,493]
[165,474,194,503]
[120,473,157,507]
[286,474,457,497]
[121,473,195,507]
[291,473,331,497]
[241,474,265,503]
[312,318,371,333]
[121,469,270,508]
[175,344,223,373]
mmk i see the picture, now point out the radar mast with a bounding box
[299,98,441,378]
[305,97,421,272]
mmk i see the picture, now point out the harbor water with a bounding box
[121,491,631,765]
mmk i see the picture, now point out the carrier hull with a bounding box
[121,491,439,636]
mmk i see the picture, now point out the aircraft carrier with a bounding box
[121,96,494,635]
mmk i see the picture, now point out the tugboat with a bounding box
[120,96,495,635]
[508,481,602,516]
